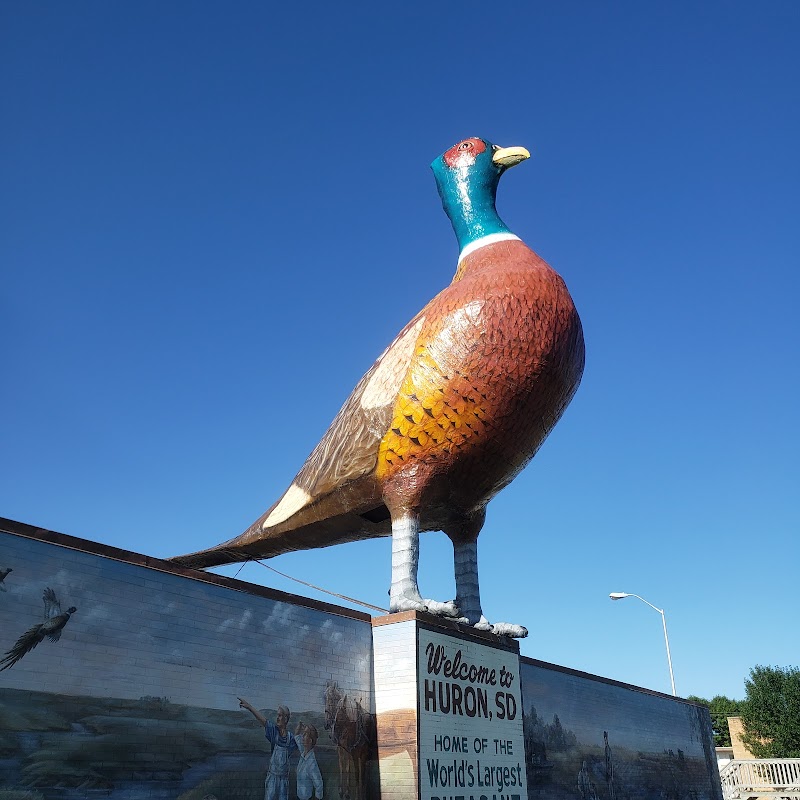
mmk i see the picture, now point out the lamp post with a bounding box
[610,592,676,696]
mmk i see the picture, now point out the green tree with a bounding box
[687,694,743,747]
[741,665,800,758]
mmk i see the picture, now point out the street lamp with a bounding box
[609,592,676,696]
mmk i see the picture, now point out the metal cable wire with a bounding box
[249,558,388,614]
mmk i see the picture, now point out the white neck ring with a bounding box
[458,233,520,263]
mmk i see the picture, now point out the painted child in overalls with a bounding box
[294,722,324,800]
[239,698,298,800]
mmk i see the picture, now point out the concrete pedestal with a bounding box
[373,612,528,800]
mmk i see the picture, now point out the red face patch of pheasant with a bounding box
[442,138,487,169]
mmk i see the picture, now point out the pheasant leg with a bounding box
[389,513,458,616]
[452,540,527,639]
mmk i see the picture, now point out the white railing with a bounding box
[720,759,800,800]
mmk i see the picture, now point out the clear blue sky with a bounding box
[2,2,797,703]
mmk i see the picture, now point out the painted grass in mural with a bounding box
[0,688,365,799]
[520,687,718,800]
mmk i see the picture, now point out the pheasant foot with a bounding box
[488,621,528,638]
[455,614,493,632]
[390,593,427,613]
[454,613,527,638]
[424,598,460,617]
[389,593,459,617]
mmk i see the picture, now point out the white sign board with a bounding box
[418,627,528,800]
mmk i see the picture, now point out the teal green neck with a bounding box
[431,160,513,253]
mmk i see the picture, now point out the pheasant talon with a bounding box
[489,622,528,639]
[390,594,428,613]
[423,599,460,618]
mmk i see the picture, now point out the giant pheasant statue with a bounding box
[172,137,585,637]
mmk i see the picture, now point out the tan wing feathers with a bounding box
[287,314,427,500]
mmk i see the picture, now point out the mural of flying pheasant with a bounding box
[0,567,11,591]
[172,137,585,637]
[0,587,77,670]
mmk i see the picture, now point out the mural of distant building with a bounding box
[519,659,722,800]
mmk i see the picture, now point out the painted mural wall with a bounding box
[0,521,722,800]
[519,659,722,800]
[0,525,377,800]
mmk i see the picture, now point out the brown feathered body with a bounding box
[173,238,584,569]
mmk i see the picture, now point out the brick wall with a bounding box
[0,519,725,800]
[728,716,757,760]
[372,616,419,800]
[519,657,723,800]
[0,521,375,800]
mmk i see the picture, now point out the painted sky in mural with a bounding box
[520,661,707,755]
[0,534,371,711]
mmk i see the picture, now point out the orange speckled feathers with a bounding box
[174,237,583,568]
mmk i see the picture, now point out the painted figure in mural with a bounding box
[604,730,616,800]
[577,760,599,800]
[0,586,77,671]
[239,697,299,800]
[324,681,374,800]
[172,137,584,638]
[0,566,11,591]
[295,721,324,800]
